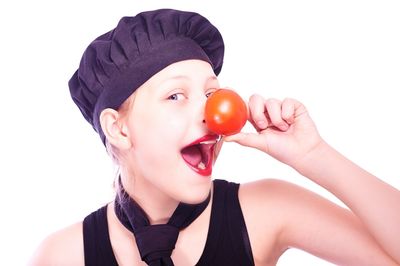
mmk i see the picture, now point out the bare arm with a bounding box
[226,95,400,264]
[294,141,400,263]
[240,179,398,265]
[28,222,84,266]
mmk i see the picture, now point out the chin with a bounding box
[179,179,212,204]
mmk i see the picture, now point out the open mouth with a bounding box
[180,135,220,176]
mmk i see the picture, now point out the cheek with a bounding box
[130,107,188,168]
[137,110,187,143]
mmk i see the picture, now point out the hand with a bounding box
[224,95,324,169]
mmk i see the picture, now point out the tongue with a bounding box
[181,145,202,167]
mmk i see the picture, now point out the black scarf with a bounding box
[114,180,211,266]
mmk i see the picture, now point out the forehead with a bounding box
[131,59,218,101]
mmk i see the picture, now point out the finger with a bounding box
[265,98,289,131]
[281,98,295,124]
[224,132,267,152]
[248,94,269,130]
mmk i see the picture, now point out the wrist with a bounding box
[292,139,332,177]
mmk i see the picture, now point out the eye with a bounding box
[167,93,185,101]
[205,89,218,98]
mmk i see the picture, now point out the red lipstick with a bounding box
[181,134,220,176]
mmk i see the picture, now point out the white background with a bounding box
[1,1,399,265]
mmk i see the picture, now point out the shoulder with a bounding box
[238,178,305,223]
[238,178,343,240]
[238,178,318,209]
[29,222,84,266]
[238,178,327,264]
[237,179,292,264]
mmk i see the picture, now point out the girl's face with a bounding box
[122,59,222,204]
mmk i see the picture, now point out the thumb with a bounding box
[223,132,267,152]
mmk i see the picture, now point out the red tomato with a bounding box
[205,88,247,135]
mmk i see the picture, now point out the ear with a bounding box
[99,108,132,150]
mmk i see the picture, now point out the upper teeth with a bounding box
[199,140,217,145]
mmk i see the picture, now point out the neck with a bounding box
[119,170,179,225]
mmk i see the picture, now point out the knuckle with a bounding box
[283,97,293,104]
[249,94,262,103]
[266,98,278,105]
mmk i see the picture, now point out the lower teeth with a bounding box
[198,162,206,170]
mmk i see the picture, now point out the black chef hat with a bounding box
[69,9,224,144]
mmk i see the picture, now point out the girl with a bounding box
[30,9,400,266]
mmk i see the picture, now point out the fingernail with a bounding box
[281,124,289,131]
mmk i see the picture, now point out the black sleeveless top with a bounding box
[83,179,254,266]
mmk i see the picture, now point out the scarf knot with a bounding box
[135,224,179,264]
[114,179,211,266]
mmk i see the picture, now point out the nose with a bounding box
[201,108,210,133]
[200,95,208,125]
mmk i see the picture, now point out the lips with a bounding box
[181,134,220,176]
